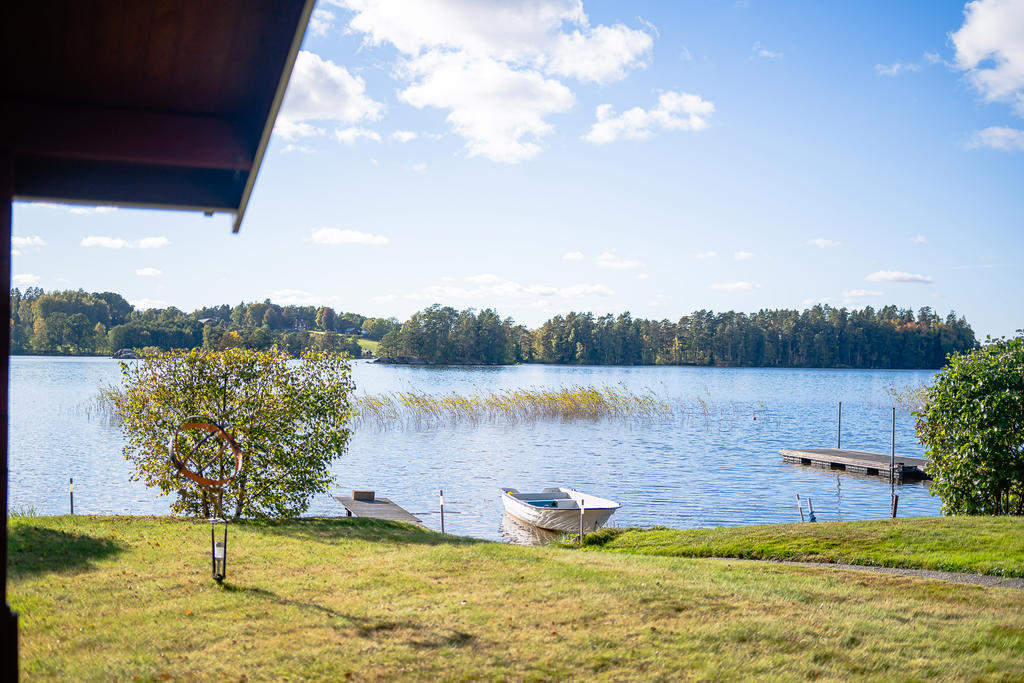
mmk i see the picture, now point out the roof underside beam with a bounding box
[2,102,254,171]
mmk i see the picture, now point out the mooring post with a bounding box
[578,498,585,544]
[439,489,445,534]
[69,477,73,515]
[807,497,816,523]
[837,402,842,449]
[796,494,805,523]
[891,407,897,515]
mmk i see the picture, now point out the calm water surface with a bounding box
[9,356,939,541]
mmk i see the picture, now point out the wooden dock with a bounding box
[334,491,423,525]
[780,448,930,481]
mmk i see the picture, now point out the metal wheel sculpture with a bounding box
[168,416,243,583]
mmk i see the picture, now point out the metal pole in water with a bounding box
[69,478,73,515]
[891,407,897,517]
[807,497,816,523]
[579,498,585,544]
[439,489,445,534]
[796,494,805,523]
[837,402,842,449]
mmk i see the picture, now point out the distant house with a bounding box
[293,320,309,331]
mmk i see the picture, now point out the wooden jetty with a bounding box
[780,448,930,481]
[334,490,423,525]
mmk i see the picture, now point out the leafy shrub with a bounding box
[916,335,1024,514]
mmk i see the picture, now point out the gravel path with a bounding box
[730,558,1024,589]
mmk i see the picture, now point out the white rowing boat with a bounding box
[500,487,620,533]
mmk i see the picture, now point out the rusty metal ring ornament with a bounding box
[168,417,243,489]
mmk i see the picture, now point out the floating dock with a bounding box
[780,448,929,481]
[334,490,423,525]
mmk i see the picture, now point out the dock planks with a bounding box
[780,448,929,481]
[334,495,424,525]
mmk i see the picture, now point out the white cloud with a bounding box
[694,251,717,259]
[866,270,933,284]
[276,51,383,140]
[952,0,1024,115]
[411,162,428,173]
[546,23,653,83]
[636,273,649,280]
[336,0,654,161]
[391,130,419,142]
[559,283,613,297]
[311,228,390,245]
[129,298,170,310]
[711,281,760,292]
[12,236,46,247]
[562,251,584,261]
[466,273,503,284]
[803,297,839,306]
[337,0,650,82]
[13,274,39,285]
[583,91,714,144]
[309,8,336,37]
[375,273,614,302]
[807,238,840,248]
[11,249,20,256]
[875,61,922,77]
[136,268,162,277]
[139,237,169,249]
[752,41,782,59]
[733,251,754,261]
[967,125,1024,150]
[400,51,574,162]
[334,127,382,144]
[69,206,117,215]
[81,236,131,249]
[597,252,644,269]
[282,144,314,153]
[911,234,927,243]
[843,289,883,297]
[269,289,331,306]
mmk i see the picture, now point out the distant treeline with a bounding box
[8,288,399,357]
[379,304,977,369]
[9,288,978,368]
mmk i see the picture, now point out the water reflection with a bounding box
[499,513,564,546]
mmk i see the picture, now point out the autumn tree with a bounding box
[110,348,354,519]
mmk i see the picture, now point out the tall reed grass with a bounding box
[885,384,930,413]
[353,384,770,431]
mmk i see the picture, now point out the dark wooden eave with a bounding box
[1,0,314,231]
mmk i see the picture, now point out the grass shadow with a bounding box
[240,517,488,547]
[219,582,420,637]
[7,526,123,577]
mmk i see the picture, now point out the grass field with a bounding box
[356,338,380,356]
[576,516,1024,577]
[8,515,1024,680]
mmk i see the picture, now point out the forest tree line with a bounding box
[378,303,977,369]
[10,288,978,368]
[8,288,399,357]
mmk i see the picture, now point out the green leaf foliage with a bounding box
[110,348,354,519]
[916,335,1024,515]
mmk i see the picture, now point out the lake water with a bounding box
[8,356,940,541]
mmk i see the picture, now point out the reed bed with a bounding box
[885,383,930,413]
[353,384,770,431]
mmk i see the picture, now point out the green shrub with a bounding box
[916,335,1024,514]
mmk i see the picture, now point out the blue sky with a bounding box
[12,0,1024,337]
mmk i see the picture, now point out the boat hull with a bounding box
[501,488,619,533]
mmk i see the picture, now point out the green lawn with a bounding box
[8,515,1024,680]
[356,338,380,355]
[577,516,1024,577]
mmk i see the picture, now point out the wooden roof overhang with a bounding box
[1,2,315,676]
[1,0,315,231]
